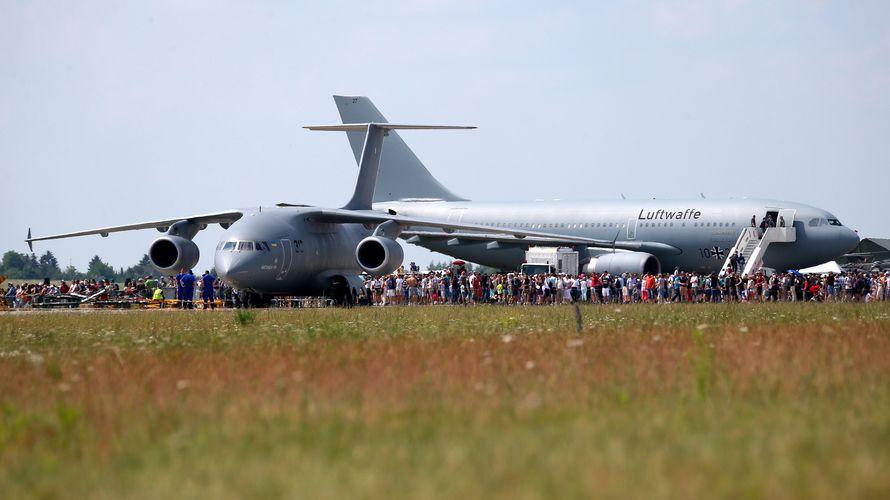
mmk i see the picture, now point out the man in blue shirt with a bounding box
[174,269,185,308]
[201,270,216,310]
[180,269,197,309]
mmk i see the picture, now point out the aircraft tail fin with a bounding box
[305,123,474,211]
[333,96,469,203]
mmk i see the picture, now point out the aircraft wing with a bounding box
[26,210,244,250]
[398,230,590,249]
[306,209,681,254]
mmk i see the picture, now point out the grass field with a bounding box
[1,304,889,499]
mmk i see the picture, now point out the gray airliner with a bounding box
[333,96,860,276]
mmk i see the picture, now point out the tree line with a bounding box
[0,250,156,282]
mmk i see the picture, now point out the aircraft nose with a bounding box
[216,253,253,284]
[839,228,860,255]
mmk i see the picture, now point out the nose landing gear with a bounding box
[329,276,355,307]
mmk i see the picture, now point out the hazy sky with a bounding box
[3,1,889,273]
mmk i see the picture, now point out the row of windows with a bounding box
[476,221,622,230]
[475,221,739,229]
[217,240,272,252]
[809,218,844,227]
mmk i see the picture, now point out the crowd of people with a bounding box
[3,266,889,309]
[357,265,888,306]
[2,270,227,309]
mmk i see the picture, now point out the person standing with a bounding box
[4,284,15,308]
[180,270,197,309]
[174,269,185,308]
[144,275,156,299]
[201,270,216,309]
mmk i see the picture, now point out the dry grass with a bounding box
[1,304,890,499]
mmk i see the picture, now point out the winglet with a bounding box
[26,228,32,252]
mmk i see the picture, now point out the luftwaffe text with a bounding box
[637,208,702,220]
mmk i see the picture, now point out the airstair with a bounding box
[721,228,760,273]
[722,210,797,275]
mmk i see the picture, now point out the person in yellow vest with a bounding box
[152,287,165,308]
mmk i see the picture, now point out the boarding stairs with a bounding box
[722,210,797,275]
[721,228,761,274]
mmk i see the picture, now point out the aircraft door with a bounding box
[777,208,796,227]
[276,238,293,281]
[627,218,637,240]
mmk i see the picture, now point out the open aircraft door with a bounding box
[778,208,796,227]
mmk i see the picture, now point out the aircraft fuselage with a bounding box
[376,197,860,273]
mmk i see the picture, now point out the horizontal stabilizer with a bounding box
[306,123,474,211]
[304,123,475,132]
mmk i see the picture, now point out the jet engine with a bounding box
[149,235,200,273]
[584,252,660,275]
[355,236,404,275]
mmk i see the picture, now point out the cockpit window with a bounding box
[222,241,236,251]
[256,241,270,251]
[236,241,254,251]
[827,219,842,226]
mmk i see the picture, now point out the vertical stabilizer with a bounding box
[333,96,468,202]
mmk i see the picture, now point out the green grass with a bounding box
[1,304,890,499]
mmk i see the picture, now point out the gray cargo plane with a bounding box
[26,122,637,303]
[333,96,860,276]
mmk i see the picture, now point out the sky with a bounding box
[2,0,889,274]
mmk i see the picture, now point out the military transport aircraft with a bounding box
[26,122,656,303]
[332,96,860,276]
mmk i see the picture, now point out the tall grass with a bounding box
[1,304,889,498]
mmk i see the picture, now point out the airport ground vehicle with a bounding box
[521,247,579,275]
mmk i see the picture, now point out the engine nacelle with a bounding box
[584,252,661,275]
[149,235,200,273]
[355,236,404,275]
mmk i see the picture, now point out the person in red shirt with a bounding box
[645,274,656,303]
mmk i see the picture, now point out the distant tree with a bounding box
[0,251,39,278]
[1,251,27,277]
[86,255,116,280]
[121,254,155,280]
[28,253,39,275]
[37,251,62,279]
[62,265,83,279]
[428,260,451,271]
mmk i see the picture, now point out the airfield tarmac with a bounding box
[1,304,889,499]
